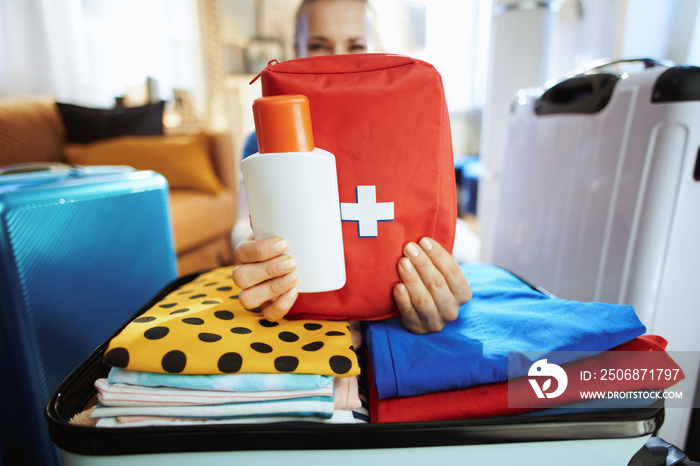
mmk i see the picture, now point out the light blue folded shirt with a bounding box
[108,367,334,392]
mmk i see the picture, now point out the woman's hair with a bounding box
[293,0,381,55]
[295,0,371,24]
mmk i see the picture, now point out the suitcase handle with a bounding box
[0,163,136,191]
[534,73,618,115]
[0,162,72,176]
[581,58,664,75]
[533,58,667,115]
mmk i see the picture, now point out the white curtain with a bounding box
[0,0,200,108]
[0,0,89,100]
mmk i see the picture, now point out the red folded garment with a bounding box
[369,335,684,422]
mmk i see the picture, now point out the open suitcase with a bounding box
[0,164,177,466]
[488,60,700,447]
[46,269,664,466]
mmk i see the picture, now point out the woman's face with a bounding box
[296,1,373,57]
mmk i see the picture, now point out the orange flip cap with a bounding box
[253,95,315,153]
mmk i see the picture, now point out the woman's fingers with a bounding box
[232,236,294,293]
[233,236,289,264]
[231,254,297,290]
[237,271,298,310]
[262,287,299,322]
[232,235,472,332]
[417,237,472,304]
[231,236,298,321]
[395,237,472,334]
[394,282,428,334]
[396,256,441,333]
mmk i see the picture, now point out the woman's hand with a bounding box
[393,237,472,334]
[231,236,299,322]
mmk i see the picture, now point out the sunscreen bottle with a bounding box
[241,95,345,293]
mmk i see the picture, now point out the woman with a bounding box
[232,0,472,334]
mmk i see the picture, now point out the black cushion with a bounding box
[56,101,165,143]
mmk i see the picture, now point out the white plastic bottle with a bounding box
[241,94,346,293]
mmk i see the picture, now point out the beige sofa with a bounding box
[0,96,239,276]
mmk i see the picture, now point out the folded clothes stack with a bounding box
[92,267,367,427]
[363,263,684,422]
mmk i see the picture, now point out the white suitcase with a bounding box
[487,59,700,448]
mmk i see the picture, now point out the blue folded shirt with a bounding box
[364,263,646,399]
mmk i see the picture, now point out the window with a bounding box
[372,0,491,112]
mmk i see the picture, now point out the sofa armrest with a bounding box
[0,96,66,167]
[206,132,239,193]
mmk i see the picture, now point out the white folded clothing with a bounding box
[91,396,334,421]
[95,378,334,407]
[94,406,369,428]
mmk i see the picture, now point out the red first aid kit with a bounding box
[258,53,457,321]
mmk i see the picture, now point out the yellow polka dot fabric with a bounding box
[104,267,359,377]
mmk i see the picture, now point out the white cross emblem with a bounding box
[340,185,394,237]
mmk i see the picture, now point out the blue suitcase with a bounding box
[0,164,177,466]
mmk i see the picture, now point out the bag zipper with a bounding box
[250,59,279,85]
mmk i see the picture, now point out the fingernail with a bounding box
[285,287,298,300]
[400,257,413,272]
[405,242,419,257]
[272,239,288,253]
[280,272,297,286]
[397,283,407,295]
[419,237,433,251]
[280,257,296,272]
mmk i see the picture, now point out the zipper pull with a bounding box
[250,59,279,85]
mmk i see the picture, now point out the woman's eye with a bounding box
[348,43,367,53]
[307,43,330,52]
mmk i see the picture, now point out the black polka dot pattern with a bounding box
[214,310,234,320]
[133,316,156,323]
[218,352,242,373]
[230,327,252,334]
[302,341,324,352]
[102,267,359,376]
[278,331,299,342]
[329,355,353,374]
[104,347,129,368]
[144,326,169,340]
[251,342,273,353]
[161,350,186,373]
[182,317,204,325]
[274,356,299,372]
[199,332,222,343]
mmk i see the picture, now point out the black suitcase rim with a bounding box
[45,271,664,457]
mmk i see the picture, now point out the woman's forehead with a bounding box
[302,1,370,38]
